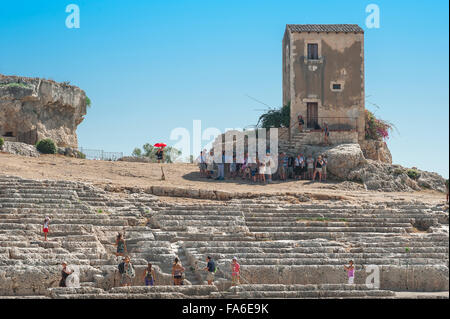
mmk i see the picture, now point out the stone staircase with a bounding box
[0,175,448,298]
[151,199,449,292]
[279,131,309,155]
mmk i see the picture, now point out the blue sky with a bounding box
[1,0,448,177]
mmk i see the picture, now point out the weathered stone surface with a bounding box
[417,171,447,193]
[359,139,392,164]
[0,74,87,148]
[1,141,40,157]
[0,175,448,299]
[348,161,446,193]
[322,143,367,179]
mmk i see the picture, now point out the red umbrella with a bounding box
[154,143,167,148]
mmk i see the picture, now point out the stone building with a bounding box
[282,24,365,142]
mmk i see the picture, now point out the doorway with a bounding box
[307,103,318,129]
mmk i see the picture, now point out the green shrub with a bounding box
[86,96,91,108]
[0,137,4,149]
[36,139,57,154]
[0,82,30,89]
[406,169,420,180]
[393,168,404,175]
[257,102,291,128]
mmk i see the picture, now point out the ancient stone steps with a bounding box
[46,285,220,299]
[227,284,396,298]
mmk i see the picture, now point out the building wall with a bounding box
[283,30,365,141]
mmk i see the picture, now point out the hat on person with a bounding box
[61,261,67,265]
[232,257,237,261]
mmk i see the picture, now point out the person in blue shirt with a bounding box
[203,256,216,285]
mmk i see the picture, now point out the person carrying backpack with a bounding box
[119,256,135,286]
[203,256,216,285]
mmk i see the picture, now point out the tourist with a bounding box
[143,262,156,286]
[324,123,330,145]
[205,150,214,179]
[241,153,250,180]
[172,257,185,286]
[265,151,273,183]
[156,147,164,163]
[248,156,258,183]
[298,114,305,132]
[257,156,266,184]
[42,216,50,241]
[120,256,135,287]
[313,155,324,182]
[203,256,216,285]
[115,233,127,257]
[236,154,244,178]
[230,155,237,179]
[216,151,225,181]
[287,154,295,179]
[279,152,288,181]
[231,257,240,286]
[322,154,328,181]
[344,260,355,285]
[294,154,302,180]
[197,151,207,177]
[59,261,74,287]
[306,155,314,180]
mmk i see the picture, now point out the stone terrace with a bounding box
[0,175,448,298]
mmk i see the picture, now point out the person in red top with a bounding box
[43,216,50,241]
[231,257,240,286]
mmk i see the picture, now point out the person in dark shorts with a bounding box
[324,123,330,145]
[156,148,164,163]
[203,256,216,285]
[172,257,185,285]
[59,261,74,287]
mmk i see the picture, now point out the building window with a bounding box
[330,81,344,92]
[307,43,319,60]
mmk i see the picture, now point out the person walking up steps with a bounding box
[203,256,216,285]
[42,216,50,241]
[119,256,135,287]
[143,262,156,286]
[344,260,355,284]
[172,257,185,286]
[59,261,74,287]
[115,233,127,258]
[231,257,240,286]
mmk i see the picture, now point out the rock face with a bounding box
[359,139,392,164]
[323,143,367,179]
[0,141,40,157]
[0,74,87,148]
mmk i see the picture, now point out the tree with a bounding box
[132,148,142,157]
[257,103,290,128]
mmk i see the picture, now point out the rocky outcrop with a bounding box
[0,74,87,148]
[0,141,40,157]
[359,139,392,164]
[348,161,447,193]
